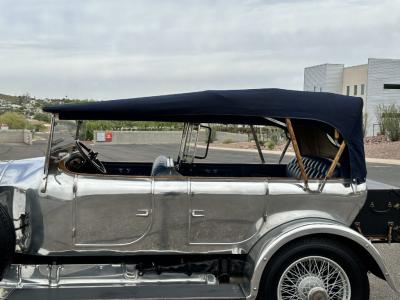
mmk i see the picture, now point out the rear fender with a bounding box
[244,219,399,299]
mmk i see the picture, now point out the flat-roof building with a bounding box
[304,58,400,135]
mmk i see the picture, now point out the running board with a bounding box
[1,264,217,288]
[3,284,246,300]
[0,264,247,299]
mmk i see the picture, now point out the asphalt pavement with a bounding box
[0,141,400,299]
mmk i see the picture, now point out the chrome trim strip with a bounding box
[41,115,55,193]
[191,209,205,217]
[72,173,78,245]
[136,209,150,217]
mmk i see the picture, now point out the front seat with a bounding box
[151,155,182,176]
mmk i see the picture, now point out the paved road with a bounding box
[1,141,400,299]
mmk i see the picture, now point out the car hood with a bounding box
[0,157,45,189]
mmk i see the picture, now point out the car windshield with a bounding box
[51,119,78,152]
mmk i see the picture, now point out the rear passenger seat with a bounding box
[286,156,341,179]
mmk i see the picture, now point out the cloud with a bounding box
[0,0,399,99]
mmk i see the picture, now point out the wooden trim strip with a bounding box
[325,140,346,179]
[285,118,308,186]
[334,129,340,141]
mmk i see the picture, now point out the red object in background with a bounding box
[105,131,113,142]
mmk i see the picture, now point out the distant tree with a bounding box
[33,113,51,123]
[0,112,27,129]
[16,93,30,106]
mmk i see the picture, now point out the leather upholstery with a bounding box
[286,156,341,179]
[151,155,182,176]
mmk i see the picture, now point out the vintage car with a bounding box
[0,89,399,300]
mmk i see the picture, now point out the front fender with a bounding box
[244,219,398,299]
[0,186,14,218]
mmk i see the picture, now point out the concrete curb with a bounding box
[204,145,400,166]
[365,158,400,166]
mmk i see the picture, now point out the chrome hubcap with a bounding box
[308,287,328,300]
[277,256,351,300]
[298,276,325,299]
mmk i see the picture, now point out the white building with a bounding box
[304,58,400,135]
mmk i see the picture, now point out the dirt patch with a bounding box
[211,141,262,150]
[364,137,400,160]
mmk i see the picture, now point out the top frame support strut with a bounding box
[285,118,308,187]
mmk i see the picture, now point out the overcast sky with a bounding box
[0,0,399,100]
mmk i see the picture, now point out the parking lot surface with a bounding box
[1,141,399,299]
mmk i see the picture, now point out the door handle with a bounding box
[136,209,150,217]
[191,209,205,217]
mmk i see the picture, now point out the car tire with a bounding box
[258,237,370,300]
[0,204,16,280]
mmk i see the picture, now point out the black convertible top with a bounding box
[44,88,366,182]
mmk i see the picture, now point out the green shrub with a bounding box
[376,104,400,141]
[33,113,51,123]
[222,138,234,144]
[267,140,276,150]
[0,112,27,129]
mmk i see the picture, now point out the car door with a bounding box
[189,178,267,244]
[74,175,152,246]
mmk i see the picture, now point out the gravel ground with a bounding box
[365,140,400,160]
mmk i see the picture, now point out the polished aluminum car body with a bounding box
[0,156,366,255]
[0,89,398,299]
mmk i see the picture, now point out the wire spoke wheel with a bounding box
[277,256,351,300]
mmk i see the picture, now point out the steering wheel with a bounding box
[75,140,107,174]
